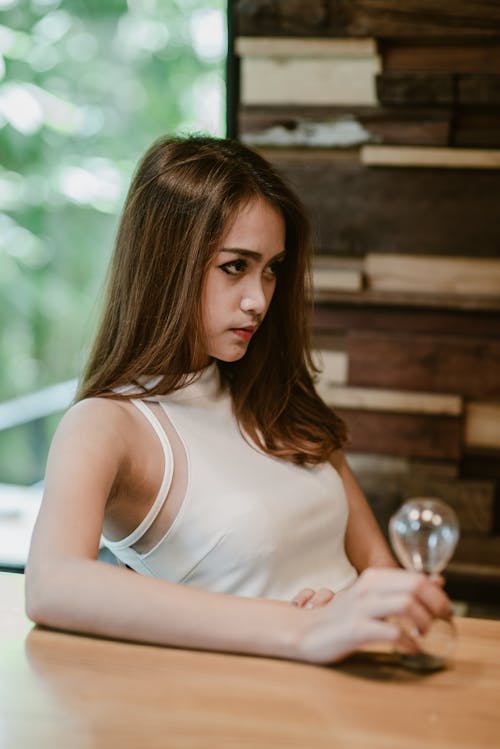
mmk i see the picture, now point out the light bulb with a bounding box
[389,498,460,574]
[389,498,460,671]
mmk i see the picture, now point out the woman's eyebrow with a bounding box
[219,247,286,262]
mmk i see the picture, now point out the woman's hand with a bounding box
[294,567,452,664]
[291,588,335,608]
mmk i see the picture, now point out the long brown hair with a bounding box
[78,135,347,464]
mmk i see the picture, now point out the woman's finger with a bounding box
[291,588,315,607]
[413,577,452,620]
[359,592,434,635]
[304,588,335,609]
[357,568,452,620]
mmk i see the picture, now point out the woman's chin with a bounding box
[209,345,248,363]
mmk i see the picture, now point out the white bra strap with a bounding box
[104,399,174,550]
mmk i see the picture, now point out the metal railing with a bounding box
[0,380,77,570]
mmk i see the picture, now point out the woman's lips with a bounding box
[231,328,254,342]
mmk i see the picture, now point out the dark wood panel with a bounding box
[381,41,500,74]
[337,408,462,460]
[313,290,500,312]
[376,73,454,106]
[403,475,495,534]
[451,535,500,570]
[458,74,500,105]
[237,1,500,38]
[453,111,500,148]
[346,330,500,398]
[462,448,500,481]
[345,1,500,38]
[236,0,336,37]
[263,149,500,256]
[239,105,451,146]
[347,453,494,533]
[313,304,500,338]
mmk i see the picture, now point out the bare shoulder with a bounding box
[49,396,136,468]
[62,395,133,431]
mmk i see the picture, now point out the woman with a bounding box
[25,136,451,664]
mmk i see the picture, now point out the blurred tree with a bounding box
[0,0,226,482]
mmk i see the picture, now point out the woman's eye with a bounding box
[265,260,283,278]
[220,259,247,275]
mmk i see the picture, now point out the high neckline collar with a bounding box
[142,361,223,403]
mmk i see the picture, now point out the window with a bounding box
[0,0,226,486]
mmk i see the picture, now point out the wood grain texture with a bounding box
[454,111,500,148]
[3,573,500,749]
[381,41,500,74]
[403,475,495,534]
[236,1,500,38]
[239,105,451,147]
[450,535,500,579]
[236,0,335,37]
[377,72,500,108]
[312,288,500,312]
[347,452,459,480]
[347,453,493,534]
[236,36,378,57]
[313,303,500,338]
[376,72,454,105]
[320,384,462,416]
[361,145,500,169]
[346,329,500,399]
[313,257,364,291]
[337,408,463,459]
[458,74,500,104]
[240,57,380,105]
[365,254,500,295]
[312,348,348,385]
[261,148,500,256]
[461,447,500,481]
[465,402,500,449]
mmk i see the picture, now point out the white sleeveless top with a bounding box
[102,364,357,600]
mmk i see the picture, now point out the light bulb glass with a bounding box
[389,498,460,671]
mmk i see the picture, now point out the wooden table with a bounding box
[1,572,499,749]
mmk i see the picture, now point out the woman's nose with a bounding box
[240,279,267,314]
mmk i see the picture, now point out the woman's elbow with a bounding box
[24,562,55,625]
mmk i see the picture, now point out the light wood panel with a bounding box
[312,349,348,385]
[240,57,381,105]
[320,384,462,416]
[313,257,364,292]
[465,402,500,449]
[365,254,500,296]
[361,145,500,169]
[236,37,377,58]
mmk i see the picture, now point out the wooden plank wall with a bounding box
[234,0,500,580]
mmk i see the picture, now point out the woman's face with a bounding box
[202,198,286,362]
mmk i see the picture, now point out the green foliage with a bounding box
[0,0,226,483]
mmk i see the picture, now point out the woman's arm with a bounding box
[332,450,397,572]
[25,400,304,658]
[26,408,450,664]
